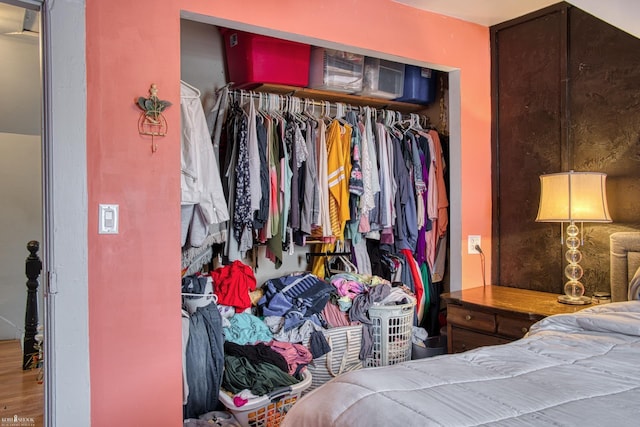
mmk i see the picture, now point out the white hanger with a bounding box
[180,80,201,98]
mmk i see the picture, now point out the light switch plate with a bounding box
[99,204,119,234]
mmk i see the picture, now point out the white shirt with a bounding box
[180,82,229,224]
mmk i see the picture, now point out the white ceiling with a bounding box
[393,0,561,26]
[393,0,640,39]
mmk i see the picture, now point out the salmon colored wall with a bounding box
[86,0,491,425]
[86,1,183,426]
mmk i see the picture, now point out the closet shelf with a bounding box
[249,84,430,114]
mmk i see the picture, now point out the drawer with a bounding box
[497,315,537,339]
[447,305,496,334]
[449,327,511,353]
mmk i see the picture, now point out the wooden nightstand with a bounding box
[441,285,588,354]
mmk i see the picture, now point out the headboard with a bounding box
[609,232,640,302]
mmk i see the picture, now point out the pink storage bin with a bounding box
[221,29,311,89]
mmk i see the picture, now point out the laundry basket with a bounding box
[218,369,312,427]
[365,301,415,367]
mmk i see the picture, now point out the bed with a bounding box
[282,232,640,426]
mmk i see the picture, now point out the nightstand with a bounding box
[441,285,588,354]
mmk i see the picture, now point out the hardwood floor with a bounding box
[0,340,43,427]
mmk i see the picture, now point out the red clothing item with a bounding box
[211,260,257,311]
[401,249,423,323]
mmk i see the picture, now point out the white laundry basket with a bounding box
[365,301,415,367]
[219,369,312,427]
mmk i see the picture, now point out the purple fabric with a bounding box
[416,152,428,265]
[331,277,365,299]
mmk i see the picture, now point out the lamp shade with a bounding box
[536,171,611,223]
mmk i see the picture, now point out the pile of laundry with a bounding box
[181,261,417,420]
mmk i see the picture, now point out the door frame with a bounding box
[40,0,91,426]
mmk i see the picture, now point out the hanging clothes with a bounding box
[430,129,449,238]
[253,115,269,234]
[232,105,253,254]
[180,82,229,225]
[315,119,332,238]
[218,90,448,301]
[266,116,284,267]
[246,98,262,214]
[300,117,318,236]
[223,102,243,262]
[326,119,352,240]
[391,132,418,252]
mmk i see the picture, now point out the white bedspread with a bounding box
[282,301,640,427]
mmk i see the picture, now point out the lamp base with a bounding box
[557,295,592,305]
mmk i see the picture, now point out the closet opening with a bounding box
[178,12,463,423]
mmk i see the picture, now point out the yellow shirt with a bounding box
[326,120,352,240]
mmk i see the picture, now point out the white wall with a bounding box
[0,28,42,341]
[180,19,227,110]
[570,0,640,40]
[0,33,41,135]
[0,132,42,340]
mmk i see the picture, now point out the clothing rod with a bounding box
[227,88,430,122]
[306,251,351,257]
[305,251,352,263]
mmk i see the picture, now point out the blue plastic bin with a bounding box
[395,65,437,105]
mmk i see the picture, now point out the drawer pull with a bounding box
[465,314,472,321]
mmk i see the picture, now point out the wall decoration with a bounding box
[136,84,171,152]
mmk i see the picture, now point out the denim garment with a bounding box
[183,303,225,419]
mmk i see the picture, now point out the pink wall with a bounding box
[86,1,183,426]
[86,0,491,425]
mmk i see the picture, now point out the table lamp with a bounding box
[536,171,611,304]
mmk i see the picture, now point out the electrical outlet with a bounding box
[468,235,481,254]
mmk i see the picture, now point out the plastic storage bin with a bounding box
[308,47,364,93]
[219,369,312,427]
[221,29,311,89]
[395,65,437,104]
[358,57,405,99]
[365,301,415,367]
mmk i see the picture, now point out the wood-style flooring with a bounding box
[0,340,43,427]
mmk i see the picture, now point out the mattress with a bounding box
[282,301,640,427]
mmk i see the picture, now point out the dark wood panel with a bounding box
[448,327,510,353]
[494,8,566,293]
[442,285,585,317]
[567,8,640,296]
[492,3,640,297]
[443,286,589,354]
[496,315,534,339]
[446,305,496,334]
